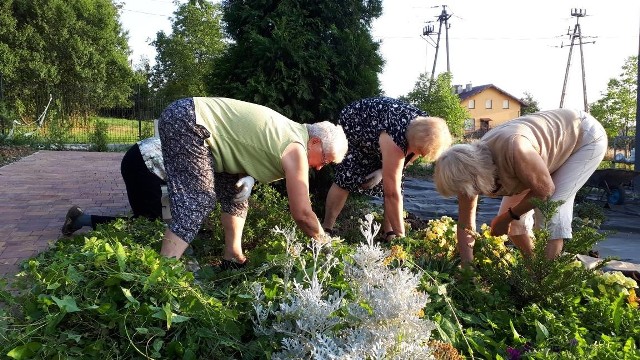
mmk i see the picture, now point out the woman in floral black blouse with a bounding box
[322,97,452,240]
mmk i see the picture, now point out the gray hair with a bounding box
[306,121,349,163]
[433,141,496,197]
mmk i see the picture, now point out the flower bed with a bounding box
[1,186,638,359]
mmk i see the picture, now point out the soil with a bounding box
[405,211,429,231]
[0,145,37,167]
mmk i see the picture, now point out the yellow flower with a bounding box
[628,288,638,309]
[384,245,407,265]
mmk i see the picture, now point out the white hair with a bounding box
[306,122,349,163]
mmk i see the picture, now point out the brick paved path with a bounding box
[0,151,128,276]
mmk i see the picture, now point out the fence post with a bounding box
[0,72,4,135]
[137,84,142,141]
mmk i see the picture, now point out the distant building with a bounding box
[454,83,525,138]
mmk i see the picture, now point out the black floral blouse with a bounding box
[333,97,427,195]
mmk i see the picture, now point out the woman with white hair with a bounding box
[434,108,607,264]
[322,97,452,241]
[158,97,349,266]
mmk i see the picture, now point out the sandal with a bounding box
[61,205,84,236]
[323,228,336,236]
[220,258,248,271]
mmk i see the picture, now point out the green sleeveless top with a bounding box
[193,97,309,183]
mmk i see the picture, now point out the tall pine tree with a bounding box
[207,0,384,123]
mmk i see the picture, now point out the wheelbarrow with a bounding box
[583,168,639,205]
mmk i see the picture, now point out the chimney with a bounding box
[453,84,463,94]
[465,83,472,91]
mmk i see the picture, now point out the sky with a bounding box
[119,0,640,111]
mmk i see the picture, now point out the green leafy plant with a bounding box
[2,180,638,360]
[42,110,72,150]
[0,101,17,137]
[404,157,435,178]
[192,183,297,265]
[88,119,109,152]
[1,219,244,359]
[573,200,606,229]
[410,201,640,359]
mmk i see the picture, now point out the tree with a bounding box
[0,0,18,82]
[1,0,134,121]
[151,0,225,103]
[207,0,384,123]
[520,91,540,115]
[402,72,468,137]
[0,0,18,131]
[589,55,637,139]
[131,57,155,119]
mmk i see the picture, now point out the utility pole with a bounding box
[422,5,452,82]
[559,8,594,111]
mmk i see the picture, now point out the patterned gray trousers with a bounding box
[158,98,249,244]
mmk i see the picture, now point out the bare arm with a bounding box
[457,194,478,264]
[491,137,555,235]
[281,142,324,239]
[511,137,555,212]
[379,132,406,236]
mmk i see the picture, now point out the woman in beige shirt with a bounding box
[434,108,607,264]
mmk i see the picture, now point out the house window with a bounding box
[485,99,492,109]
[468,100,475,109]
[502,100,509,109]
[464,118,475,131]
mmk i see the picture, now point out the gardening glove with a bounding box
[361,169,383,190]
[234,176,255,203]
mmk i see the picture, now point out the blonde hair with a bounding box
[407,116,453,161]
[306,121,349,163]
[433,141,496,197]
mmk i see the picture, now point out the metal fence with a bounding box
[0,91,170,146]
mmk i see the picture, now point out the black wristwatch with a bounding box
[508,207,521,220]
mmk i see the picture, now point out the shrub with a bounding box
[88,119,109,151]
[1,219,244,359]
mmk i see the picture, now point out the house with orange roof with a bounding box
[455,83,525,137]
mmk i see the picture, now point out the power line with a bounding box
[120,8,172,17]
[375,35,568,41]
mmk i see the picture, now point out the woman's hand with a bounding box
[361,169,383,189]
[234,176,255,203]
[490,212,511,236]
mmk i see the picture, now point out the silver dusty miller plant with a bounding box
[252,214,436,359]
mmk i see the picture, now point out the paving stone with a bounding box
[0,151,128,277]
